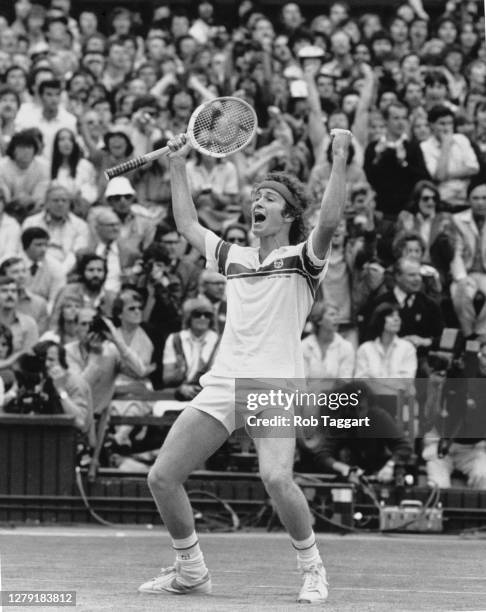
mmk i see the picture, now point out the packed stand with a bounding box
[0,0,484,487]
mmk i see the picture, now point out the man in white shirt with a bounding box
[22,182,89,274]
[138,128,352,604]
[15,78,77,163]
[420,105,480,209]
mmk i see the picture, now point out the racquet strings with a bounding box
[192,98,256,155]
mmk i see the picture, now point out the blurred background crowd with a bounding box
[0,0,485,488]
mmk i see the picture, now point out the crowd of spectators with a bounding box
[0,0,485,487]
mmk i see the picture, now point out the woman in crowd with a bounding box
[43,297,80,346]
[302,301,355,381]
[355,302,417,394]
[51,128,98,216]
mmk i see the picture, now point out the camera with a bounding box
[4,354,58,415]
[88,315,111,338]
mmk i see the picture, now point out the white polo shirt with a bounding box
[205,230,329,378]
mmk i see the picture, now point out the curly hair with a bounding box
[254,171,309,244]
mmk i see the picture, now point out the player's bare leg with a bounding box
[254,434,329,603]
[139,406,228,595]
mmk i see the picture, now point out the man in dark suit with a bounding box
[364,102,430,219]
[364,257,444,373]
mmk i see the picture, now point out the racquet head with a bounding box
[187,96,257,158]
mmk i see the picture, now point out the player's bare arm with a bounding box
[167,133,217,255]
[311,129,352,260]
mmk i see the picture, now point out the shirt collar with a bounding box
[393,285,407,307]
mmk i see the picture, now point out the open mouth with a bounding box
[253,210,267,224]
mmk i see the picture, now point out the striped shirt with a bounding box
[205,230,329,378]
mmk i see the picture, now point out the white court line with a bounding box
[252,585,486,596]
[0,528,477,545]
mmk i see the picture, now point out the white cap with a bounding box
[297,45,325,59]
[104,177,135,198]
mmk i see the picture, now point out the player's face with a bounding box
[251,188,290,238]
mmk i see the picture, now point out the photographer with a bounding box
[65,306,147,415]
[306,381,413,483]
[422,341,486,489]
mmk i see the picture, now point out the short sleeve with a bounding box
[301,230,330,281]
[205,231,232,275]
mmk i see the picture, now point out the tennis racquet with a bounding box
[104,96,258,180]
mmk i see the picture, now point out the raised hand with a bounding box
[330,128,352,160]
[167,133,193,160]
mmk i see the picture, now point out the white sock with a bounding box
[291,532,322,570]
[172,532,207,583]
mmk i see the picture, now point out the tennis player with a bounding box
[139,128,352,603]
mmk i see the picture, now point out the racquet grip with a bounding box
[104,156,150,179]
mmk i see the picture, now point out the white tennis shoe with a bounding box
[138,562,212,595]
[297,563,329,603]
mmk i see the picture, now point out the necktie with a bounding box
[102,242,112,258]
[30,262,39,276]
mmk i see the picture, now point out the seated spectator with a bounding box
[133,137,171,221]
[22,182,90,275]
[450,182,486,337]
[42,296,80,345]
[355,302,417,394]
[396,180,456,280]
[33,340,95,450]
[21,227,66,313]
[362,258,444,370]
[420,105,480,210]
[135,243,183,388]
[391,231,442,301]
[156,224,201,300]
[112,288,155,392]
[302,302,355,381]
[88,207,140,293]
[0,85,21,154]
[81,122,134,199]
[0,275,38,366]
[51,128,98,216]
[51,253,115,324]
[0,182,22,262]
[0,256,48,335]
[222,224,251,247]
[364,101,430,220]
[305,381,413,482]
[0,323,16,394]
[14,78,77,163]
[65,306,147,415]
[163,297,220,401]
[198,270,227,336]
[0,129,50,222]
[422,341,486,489]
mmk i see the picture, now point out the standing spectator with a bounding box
[50,128,98,215]
[0,256,48,335]
[450,182,486,337]
[364,101,430,219]
[22,182,89,274]
[0,130,50,222]
[0,275,38,358]
[302,301,355,380]
[14,78,77,163]
[420,105,480,210]
[21,226,66,312]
